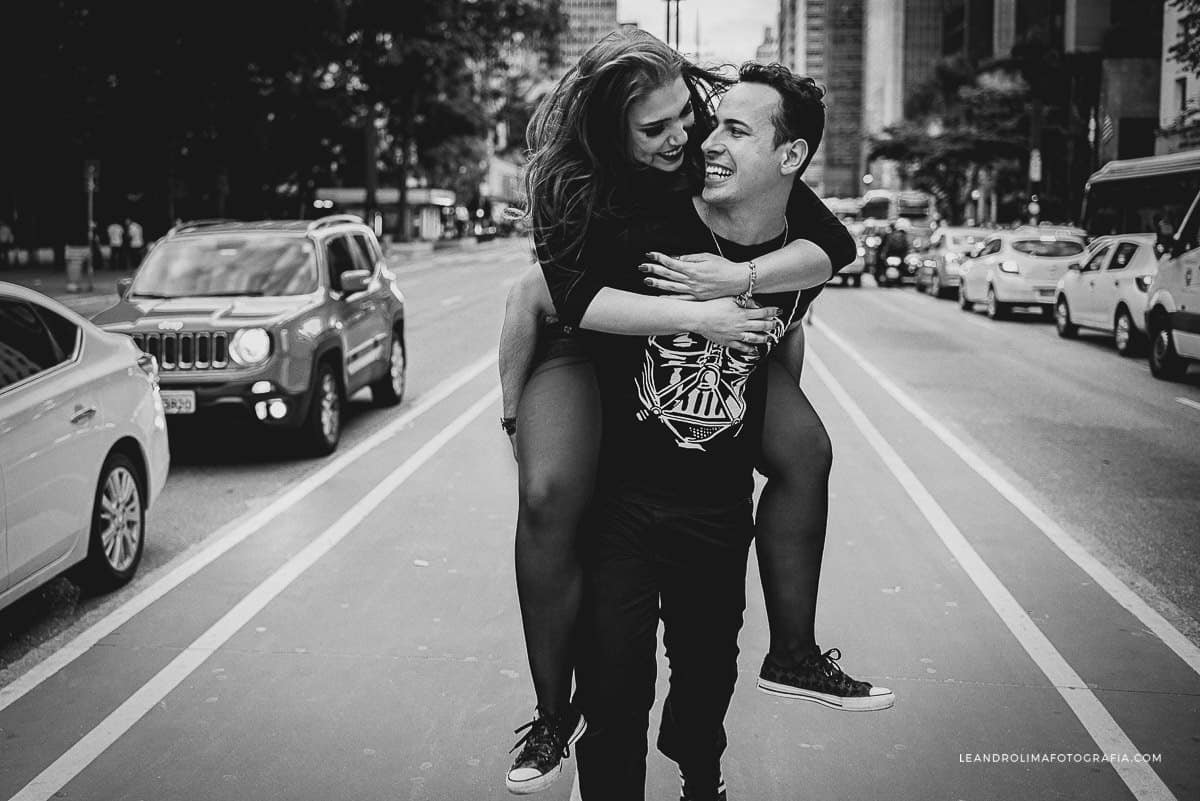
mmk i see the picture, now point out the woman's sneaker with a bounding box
[505,706,587,795]
[757,646,895,711]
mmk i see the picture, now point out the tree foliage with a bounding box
[0,0,563,247]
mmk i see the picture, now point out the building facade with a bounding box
[1159,1,1200,154]
[559,0,620,69]
[756,26,780,63]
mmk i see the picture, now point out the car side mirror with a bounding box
[1067,262,1080,272]
[339,269,371,294]
[117,277,133,298]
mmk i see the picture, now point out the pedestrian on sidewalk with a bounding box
[106,219,126,271]
[125,217,145,269]
[0,219,14,268]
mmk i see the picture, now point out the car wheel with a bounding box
[850,274,861,288]
[1113,307,1142,357]
[929,272,943,298]
[985,286,1009,320]
[74,452,145,592]
[916,275,927,293]
[371,333,406,407]
[959,285,972,310]
[1149,321,1188,380]
[303,361,342,456]
[1055,297,1077,337]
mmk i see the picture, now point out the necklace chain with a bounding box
[704,217,789,259]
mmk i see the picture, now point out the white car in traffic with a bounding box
[960,226,1088,319]
[1054,234,1158,356]
[1,282,170,611]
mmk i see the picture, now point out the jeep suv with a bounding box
[92,215,407,455]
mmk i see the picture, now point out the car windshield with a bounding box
[131,235,319,298]
[1011,239,1085,257]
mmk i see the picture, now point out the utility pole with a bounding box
[663,0,684,50]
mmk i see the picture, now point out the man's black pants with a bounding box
[574,492,754,801]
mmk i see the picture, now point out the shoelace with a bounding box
[810,647,869,693]
[510,713,569,762]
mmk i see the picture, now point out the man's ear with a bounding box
[781,139,809,176]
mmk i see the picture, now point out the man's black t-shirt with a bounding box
[583,193,804,509]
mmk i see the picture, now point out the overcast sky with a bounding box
[616,0,778,65]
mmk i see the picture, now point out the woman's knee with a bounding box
[760,418,833,482]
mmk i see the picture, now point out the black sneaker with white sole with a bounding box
[678,765,727,801]
[505,706,587,795]
[757,646,895,711]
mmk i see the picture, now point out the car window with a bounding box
[1012,239,1086,257]
[325,235,359,290]
[132,235,318,297]
[1108,242,1139,270]
[0,299,69,390]
[32,303,80,359]
[1082,245,1111,272]
[349,234,376,274]
[982,239,1001,256]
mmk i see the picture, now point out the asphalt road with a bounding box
[1,240,1197,800]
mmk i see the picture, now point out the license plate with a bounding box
[160,390,196,415]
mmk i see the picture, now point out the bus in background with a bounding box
[859,189,938,244]
[1088,150,1200,380]
[1080,149,1200,245]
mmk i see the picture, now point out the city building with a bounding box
[778,0,865,197]
[756,26,779,64]
[559,0,620,69]
[1159,1,1200,154]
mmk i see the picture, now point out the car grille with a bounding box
[131,331,230,370]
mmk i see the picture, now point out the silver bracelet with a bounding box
[745,259,758,296]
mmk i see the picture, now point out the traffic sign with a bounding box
[85,160,100,192]
[1029,148,1042,183]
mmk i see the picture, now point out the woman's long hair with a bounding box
[521,29,730,268]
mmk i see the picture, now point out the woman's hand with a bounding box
[688,297,784,354]
[639,251,749,300]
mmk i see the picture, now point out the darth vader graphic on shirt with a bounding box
[634,324,781,451]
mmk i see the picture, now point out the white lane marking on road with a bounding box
[808,351,1177,801]
[441,294,463,306]
[7,387,501,801]
[0,352,499,712]
[1176,397,1200,412]
[812,317,1200,679]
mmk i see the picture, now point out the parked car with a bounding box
[916,226,991,299]
[1,282,169,611]
[959,227,1088,319]
[1145,229,1200,381]
[1053,234,1158,356]
[91,215,407,456]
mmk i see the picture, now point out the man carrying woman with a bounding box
[499,31,893,798]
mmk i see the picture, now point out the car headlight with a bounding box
[998,260,1020,274]
[856,246,865,257]
[230,328,271,365]
[1135,275,1152,292]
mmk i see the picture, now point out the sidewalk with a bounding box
[0,262,131,314]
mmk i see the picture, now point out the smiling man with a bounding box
[563,63,849,801]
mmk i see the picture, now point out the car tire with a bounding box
[850,274,862,288]
[959,285,972,310]
[1149,320,1188,380]
[1055,296,1078,338]
[73,452,145,592]
[1113,307,1142,357]
[985,286,1009,320]
[371,332,406,407]
[929,272,943,298]
[303,360,342,456]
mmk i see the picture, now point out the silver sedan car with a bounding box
[1,282,170,611]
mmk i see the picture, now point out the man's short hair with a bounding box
[737,62,825,174]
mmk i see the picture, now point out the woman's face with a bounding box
[626,75,694,172]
